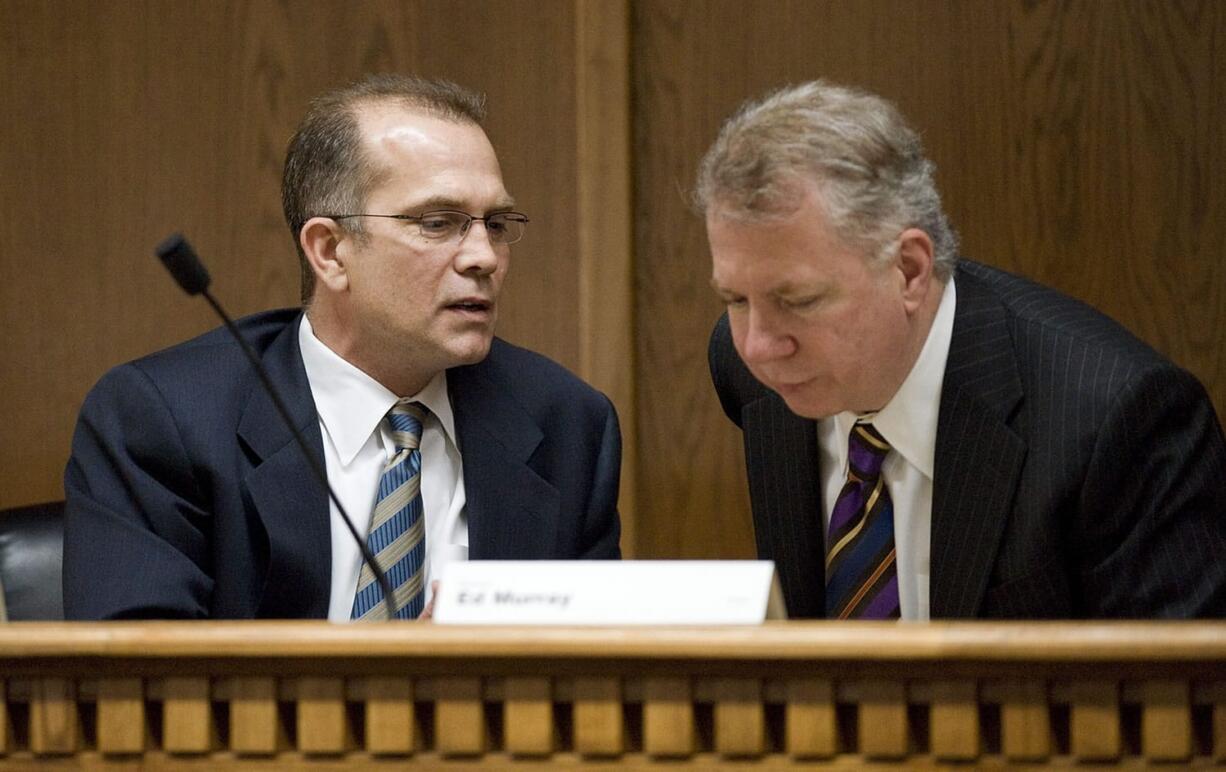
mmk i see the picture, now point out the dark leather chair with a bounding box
[0,501,65,620]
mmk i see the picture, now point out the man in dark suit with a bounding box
[64,74,620,620]
[701,81,1225,619]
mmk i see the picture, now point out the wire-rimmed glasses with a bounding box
[322,210,530,245]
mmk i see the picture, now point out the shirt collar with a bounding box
[298,315,457,466]
[827,277,957,480]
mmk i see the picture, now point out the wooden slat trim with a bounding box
[0,679,9,755]
[3,621,1225,661]
[785,678,837,759]
[930,679,978,760]
[574,0,636,555]
[1140,678,1190,761]
[504,676,553,756]
[0,622,1223,764]
[227,677,282,755]
[573,676,623,756]
[643,676,692,758]
[1214,685,1226,762]
[29,678,77,756]
[712,677,764,757]
[97,677,144,754]
[999,679,1050,761]
[856,679,908,759]
[1069,680,1120,761]
[162,676,214,754]
[296,677,349,755]
[360,677,415,756]
[434,677,485,756]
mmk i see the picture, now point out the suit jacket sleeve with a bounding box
[63,363,214,619]
[1076,363,1226,617]
[580,394,622,559]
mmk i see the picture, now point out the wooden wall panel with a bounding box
[575,0,637,553]
[2,0,1221,575]
[0,0,590,508]
[632,0,1225,558]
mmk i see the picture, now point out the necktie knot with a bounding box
[387,400,426,453]
[848,423,890,480]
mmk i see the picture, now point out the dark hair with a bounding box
[281,74,487,303]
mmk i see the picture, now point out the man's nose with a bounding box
[739,307,797,363]
[455,221,501,275]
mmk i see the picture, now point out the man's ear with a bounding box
[896,227,935,313]
[300,217,350,293]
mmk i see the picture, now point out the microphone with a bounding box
[154,233,399,620]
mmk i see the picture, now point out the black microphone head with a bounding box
[155,232,211,295]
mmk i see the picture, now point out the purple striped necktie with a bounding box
[825,422,900,620]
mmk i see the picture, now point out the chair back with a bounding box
[0,501,65,620]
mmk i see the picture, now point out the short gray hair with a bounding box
[694,80,958,280]
[282,74,488,303]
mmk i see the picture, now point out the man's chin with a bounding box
[773,384,838,420]
[782,399,833,419]
[749,370,842,418]
[447,335,494,367]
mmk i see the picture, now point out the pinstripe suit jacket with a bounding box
[710,261,1226,619]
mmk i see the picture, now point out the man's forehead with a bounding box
[354,102,511,208]
[357,103,478,151]
[399,190,517,212]
[709,232,837,295]
[711,270,829,295]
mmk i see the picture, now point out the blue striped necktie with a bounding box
[351,400,428,621]
[825,422,900,619]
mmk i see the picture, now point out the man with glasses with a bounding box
[64,74,621,620]
[703,80,1226,620]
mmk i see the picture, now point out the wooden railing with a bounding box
[1,622,1223,767]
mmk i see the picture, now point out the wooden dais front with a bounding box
[0,622,1223,767]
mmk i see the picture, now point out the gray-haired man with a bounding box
[704,81,1226,620]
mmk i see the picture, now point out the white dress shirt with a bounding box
[298,316,469,622]
[816,278,957,620]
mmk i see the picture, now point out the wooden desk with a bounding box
[1,621,1223,767]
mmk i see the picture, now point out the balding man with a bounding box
[65,74,621,620]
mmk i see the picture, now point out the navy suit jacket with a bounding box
[710,261,1226,619]
[64,309,621,619]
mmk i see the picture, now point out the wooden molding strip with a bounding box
[575,0,637,556]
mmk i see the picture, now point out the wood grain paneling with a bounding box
[0,0,595,509]
[576,0,637,554]
[632,0,1225,559]
[2,0,1221,577]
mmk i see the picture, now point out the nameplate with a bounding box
[433,560,786,625]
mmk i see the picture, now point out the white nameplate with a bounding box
[433,560,785,625]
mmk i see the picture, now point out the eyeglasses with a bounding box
[322,210,530,245]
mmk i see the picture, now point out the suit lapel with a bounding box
[742,393,825,618]
[448,356,559,559]
[929,270,1026,618]
[235,315,331,618]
